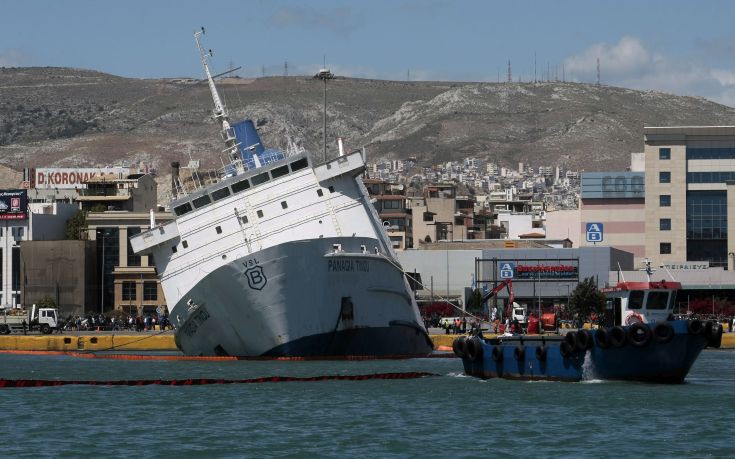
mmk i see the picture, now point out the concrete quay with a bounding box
[0,330,732,352]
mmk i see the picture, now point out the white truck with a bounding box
[0,305,59,335]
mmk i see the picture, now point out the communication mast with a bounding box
[507,60,511,83]
[597,58,600,85]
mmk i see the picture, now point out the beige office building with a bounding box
[644,126,735,269]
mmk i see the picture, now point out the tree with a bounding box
[568,277,606,323]
[37,295,56,308]
[64,210,87,240]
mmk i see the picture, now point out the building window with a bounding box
[659,148,671,160]
[659,172,671,183]
[660,243,671,254]
[382,200,402,210]
[660,195,671,207]
[143,282,157,301]
[127,227,141,267]
[660,218,671,231]
[122,281,137,301]
[686,190,727,267]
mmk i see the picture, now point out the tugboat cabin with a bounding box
[601,281,681,326]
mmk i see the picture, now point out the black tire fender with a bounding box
[653,322,675,344]
[514,345,525,361]
[628,322,651,347]
[535,345,547,361]
[560,341,573,358]
[564,331,577,351]
[452,336,466,358]
[707,322,724,348]
[596,328,611,349]
[467,336,483,361]
[576,329,593,351]
[609,326,627,348]
[492,345,503,363]
[687,319,704,335]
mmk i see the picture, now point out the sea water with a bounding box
[0,350,733,458]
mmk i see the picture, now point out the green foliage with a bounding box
[64,210,88,240]
[37,295,56,308]
[568,277,606,322]
[466,289,484,314]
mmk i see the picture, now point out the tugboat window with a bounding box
[174,202,193,216]
[290,158,309,171]
[629,290,644,309]
[182,240,189,249]
[271,165,290,179]
[281,201,288,209]
[241,216,248,224]
[192,195,212,209]
[252,172,270,186]
[212,187,231,201]
[328,186,335,193]
[231,179,250,193]
[647,291,669,310]
[172,246,177,253]
[257,210,264,218]
[317,189,324,197]
[216,226,222,234]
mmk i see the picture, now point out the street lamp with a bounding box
[314,68,334,162]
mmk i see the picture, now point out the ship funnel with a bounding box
[232,119,267,170]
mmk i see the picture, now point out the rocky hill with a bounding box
[1,66,735,189]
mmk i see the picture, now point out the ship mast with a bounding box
[194,28,245,174]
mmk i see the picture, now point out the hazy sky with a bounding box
[3,0,735,106]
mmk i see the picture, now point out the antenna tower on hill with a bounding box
[597,58,600,85]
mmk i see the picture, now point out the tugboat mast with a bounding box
[194,27,246,174]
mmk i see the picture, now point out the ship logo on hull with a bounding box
[244,265,267,290]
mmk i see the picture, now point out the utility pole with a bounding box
[534,51,537,83]
[507,60,512,83]
[284,60,288,77]
[597,58,600,85]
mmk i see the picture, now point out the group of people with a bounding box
[61,313,170,332]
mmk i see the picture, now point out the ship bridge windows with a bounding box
[212,187,231,201]
[231,178,250,193]
[271,165,290,179]
[290,158,309,171]
[646,291,669,310]
[628,290,644,309]
[252,172,270,186]
[192,195,212,209]
[174,202,193,216]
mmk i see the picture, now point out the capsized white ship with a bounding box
[130,29,433,357]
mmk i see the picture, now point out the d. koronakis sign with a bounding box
[34,167,128,189]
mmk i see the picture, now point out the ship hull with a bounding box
[457,320,715,383]
[169,236,433,357]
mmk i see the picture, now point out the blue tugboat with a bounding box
[454,280,723,383]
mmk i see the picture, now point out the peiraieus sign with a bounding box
[0,189,28,220]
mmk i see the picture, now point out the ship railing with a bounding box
[163,144,307,203]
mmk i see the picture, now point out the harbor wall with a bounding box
[0,332,733,352]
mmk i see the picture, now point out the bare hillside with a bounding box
[1,67,735,188]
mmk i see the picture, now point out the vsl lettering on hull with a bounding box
[327,259,369,272]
